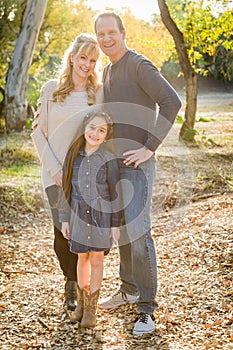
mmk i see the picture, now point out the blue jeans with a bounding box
[118,159,158,313]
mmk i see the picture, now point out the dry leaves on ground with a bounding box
[0,121,233,349]
[0,193,232,350]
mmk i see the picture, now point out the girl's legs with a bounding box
[70,252,90,323]
[71,251,104,327]
[77,253,91,289]
[81,251,104,328]
[77,251,104,292]
[89,251,104,293]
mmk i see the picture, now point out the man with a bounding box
[95,12,181,336]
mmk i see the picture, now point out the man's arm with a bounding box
[123,59,182,167]
[137,59,182,152]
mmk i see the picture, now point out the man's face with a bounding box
[95,16,126,64]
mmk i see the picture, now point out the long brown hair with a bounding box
[53,33,100,105]
[62,111,113,205]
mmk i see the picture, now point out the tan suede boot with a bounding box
[81,287,100,328]
[70,286,84,323]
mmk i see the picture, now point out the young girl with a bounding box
[59,110,121,328]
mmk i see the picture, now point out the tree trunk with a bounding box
[157,0,198,142]
[180,72,197,140]
[4,0,48,131]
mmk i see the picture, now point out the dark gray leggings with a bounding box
[45,185,77,281]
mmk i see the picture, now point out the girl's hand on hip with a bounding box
[53,169,63,187]
[61,222,70,240]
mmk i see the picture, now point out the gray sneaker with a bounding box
[133,313,155,336]
[99,290,137,309]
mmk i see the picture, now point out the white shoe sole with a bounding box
[133,327,155,336]
[99,297,138,309]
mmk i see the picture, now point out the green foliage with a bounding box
[176,115,184,124]
[167,0,233,81]
[212,45,233,82]
[198,117,211,122]
[183,128,199,141]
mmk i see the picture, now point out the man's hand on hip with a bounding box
[123,147,154,168]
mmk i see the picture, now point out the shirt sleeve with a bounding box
[136,59,182,151]
[31,81,63,177]
[106,158,123,227]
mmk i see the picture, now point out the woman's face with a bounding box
[84,116,108,151]
[71,50,98,81]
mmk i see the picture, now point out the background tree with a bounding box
[158,0,197,141]
[0,0,26,119]
[4,0,48,131]
[158,0,233,141]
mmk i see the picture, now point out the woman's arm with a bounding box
[61,222,70,240]
[31,81,63,179]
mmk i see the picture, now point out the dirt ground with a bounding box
[0,95,233,349]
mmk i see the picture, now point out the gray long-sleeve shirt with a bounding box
[102,50,182,157]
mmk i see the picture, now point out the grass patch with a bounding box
[197,105,233,113]
[0,185,41,212]
[0,132,42,213]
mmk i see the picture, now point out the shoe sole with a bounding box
[133,328,155,336]
[99,299,137,309]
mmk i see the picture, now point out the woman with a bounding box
[31,33,102,310]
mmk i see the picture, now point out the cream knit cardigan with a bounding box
[31,79,103,189]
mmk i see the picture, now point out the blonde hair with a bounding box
[53,33,100,105]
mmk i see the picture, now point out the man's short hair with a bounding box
[94,12,125,33]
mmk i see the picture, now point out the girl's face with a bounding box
[71,50,98,81]
[84,116,108,152]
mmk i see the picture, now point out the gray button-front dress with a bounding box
[59,145,122,253]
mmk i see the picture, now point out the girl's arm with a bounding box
[111,227,120,242]
[106,158,123,228]
[61,222,70,240]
